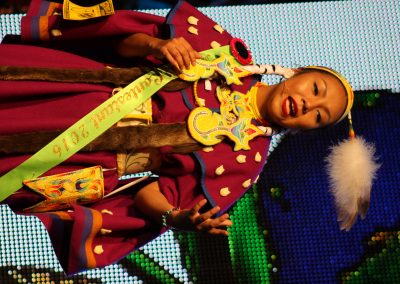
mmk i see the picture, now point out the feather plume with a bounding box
[326,137,380,231]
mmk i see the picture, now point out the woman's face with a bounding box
[263,71,348,130]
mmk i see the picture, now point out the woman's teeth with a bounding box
[288,97,297,117]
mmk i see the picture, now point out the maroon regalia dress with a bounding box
[0,0,271,274]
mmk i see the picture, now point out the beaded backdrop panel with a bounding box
[0,1,399,283]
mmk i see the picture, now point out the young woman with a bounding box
[0,0,353,274]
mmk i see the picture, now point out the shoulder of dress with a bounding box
[165,1,233,51]
[193,136,270,212]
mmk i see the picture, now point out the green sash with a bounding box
[0,46,230,202]
[0,69,176,202]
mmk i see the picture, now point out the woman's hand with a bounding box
[117,33,201,71]
[168,199,232,236]
[132,182,230,235]
[148,37,202,71]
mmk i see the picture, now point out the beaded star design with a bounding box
[188,84,267,151]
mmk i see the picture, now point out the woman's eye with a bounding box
[316,110,321,123]
[313,83,319,96]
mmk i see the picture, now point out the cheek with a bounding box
[285,78,310,95]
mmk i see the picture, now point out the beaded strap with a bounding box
[242,64,296,78]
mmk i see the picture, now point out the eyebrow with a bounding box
[321,79,331,124]
[321,79,327,97]
[324,108,331,125]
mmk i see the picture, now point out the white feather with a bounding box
[326,137,380,231]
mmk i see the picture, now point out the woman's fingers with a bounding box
[174,200,232,235]
[208,213,231,228]
[190,199,208,216]
[196,205,221,222]
[216,218,232,228]
[162,48,183,71]
[178,38,201,67]
[201,217,232,236]
[178,48,193,69]
[196,212,232,232]
[156,37,200,71]
[208,228,229,236]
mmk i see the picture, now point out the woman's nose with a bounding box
[302,97,323,114]
[302,99,308,114]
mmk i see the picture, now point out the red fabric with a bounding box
[0,0,270,274]
[165,1,232,52]
[22,0,164,42]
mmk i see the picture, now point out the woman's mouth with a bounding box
[282,96,298,117]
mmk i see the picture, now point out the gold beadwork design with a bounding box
[242,179,251,188]
[51,29,62,37]
[188,85,266,151]
[23,166,104,213]
[188,26,198,35]
[94,245,104,255]
[248,82,270,125]
[204,79,212,91]
[215,165,225,175]
[210,41,221,49]
[101,209,113,215]
[100,228,112,235]
[193,80,205,106]
[220,187,231,197]
[187,16,199,25]
[179,53,252,85]
[213,24,224,34]
[236,155,247,163]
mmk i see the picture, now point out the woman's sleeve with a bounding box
[158,137,271,214]
[20,0,165,42]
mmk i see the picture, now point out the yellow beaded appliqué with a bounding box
[23,166,104,213]
[179,53,252,85]
[188,85,266,151]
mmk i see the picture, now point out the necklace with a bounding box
[248,82,270,126]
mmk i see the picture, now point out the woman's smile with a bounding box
[282,96,298,117]
[289,96,298,117]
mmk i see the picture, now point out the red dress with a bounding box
[0,0,270,274]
